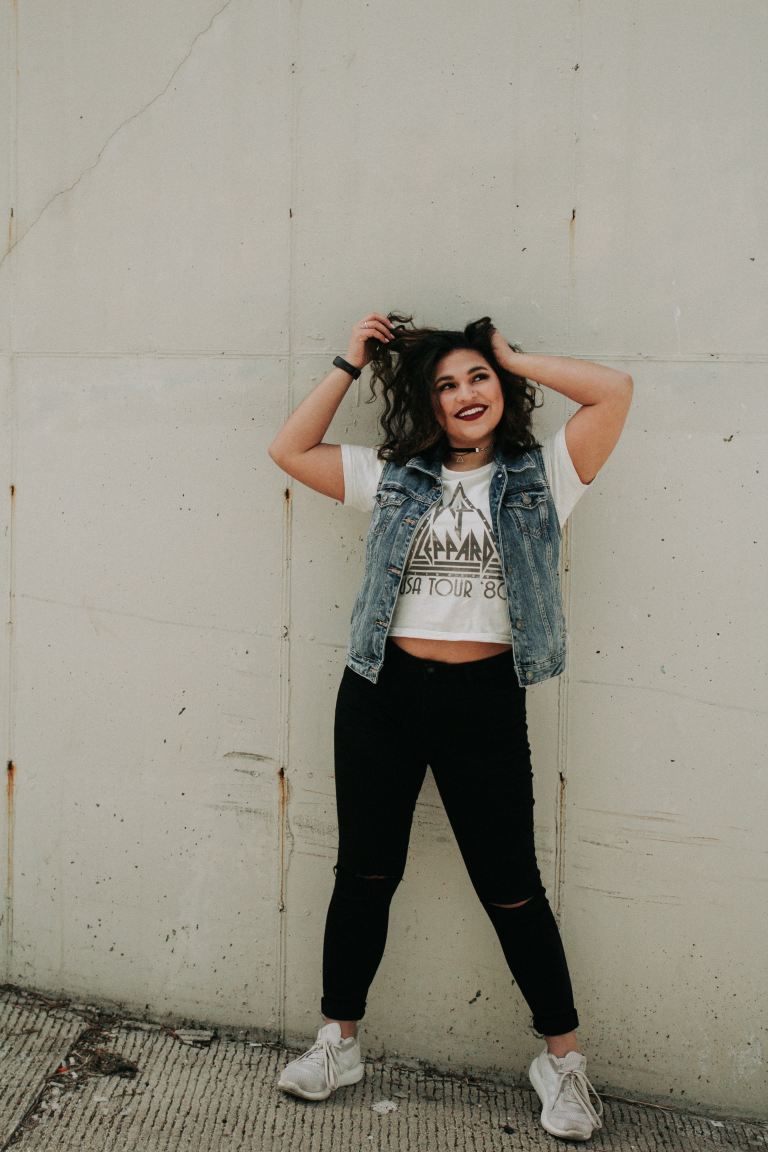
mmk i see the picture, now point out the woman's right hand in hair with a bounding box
[267,312,394,502]
[345,313,395,369]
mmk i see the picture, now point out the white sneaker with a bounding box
[277,1021,364,1101]
[529,1047,604,1141]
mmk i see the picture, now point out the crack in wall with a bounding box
[575,678,767,716]
[0,0,238,273]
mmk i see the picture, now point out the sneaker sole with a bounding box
[528,1058,593,1141]
[277,1063,364,1102]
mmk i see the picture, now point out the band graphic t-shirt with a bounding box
[390,461,511,642]
[340,422,590,645]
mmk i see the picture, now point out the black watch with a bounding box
[332,355,362,379]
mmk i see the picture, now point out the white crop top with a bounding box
[341,422,590,645]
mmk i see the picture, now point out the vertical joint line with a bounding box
[274,0,302,1043]
[5,412,18,979]
[554,503,573,921]
[5,0,19,962]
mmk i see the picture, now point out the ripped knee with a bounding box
[481,884,547,913]
[332,863,403,900]
[488,897,533,908]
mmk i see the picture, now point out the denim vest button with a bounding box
[515,618,524,630]
[522,493,531,504]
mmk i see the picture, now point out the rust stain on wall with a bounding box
[6,762,15,927]
[6,476,16,958]
[567,207,577,297]
[555,770,567,915]
[277,765,291,913]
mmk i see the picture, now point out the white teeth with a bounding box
[457,406,485,417]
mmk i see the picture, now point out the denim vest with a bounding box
[346,441,566,686]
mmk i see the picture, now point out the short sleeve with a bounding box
[340,444,386,513]
[540,422,592,528]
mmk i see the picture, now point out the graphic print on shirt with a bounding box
[400,482,507,602]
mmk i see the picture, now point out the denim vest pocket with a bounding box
[369,486,409,537]
[501,486,550,538]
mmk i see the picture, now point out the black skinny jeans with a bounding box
[321,639,579,1037]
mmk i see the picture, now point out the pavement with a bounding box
[1,985,765,1151]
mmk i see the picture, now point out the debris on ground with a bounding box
[371,1099,398,1114]
[2,989,142,1148]
[170,1027,216,1047]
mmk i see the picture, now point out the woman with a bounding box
[268,312,632,1142]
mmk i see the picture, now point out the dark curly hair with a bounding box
[366,313,542,465]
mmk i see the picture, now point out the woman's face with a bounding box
[431,348,504,445]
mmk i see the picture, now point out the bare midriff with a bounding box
[389,636,513,663]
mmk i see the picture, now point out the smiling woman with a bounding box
[268,310,631,1139]
[366,314,541,469]
[432,351,512,468]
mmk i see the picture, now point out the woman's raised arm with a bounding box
[490,329,633,486]
[268,313,394,501]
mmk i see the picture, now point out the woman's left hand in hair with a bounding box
[489,326,515,368]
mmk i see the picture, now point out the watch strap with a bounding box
[332,355,362,379]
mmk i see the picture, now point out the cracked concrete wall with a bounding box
[1,0,766,1119]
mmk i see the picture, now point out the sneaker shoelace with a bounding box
[297,1033,345,1090]
[553,1065,604,1129]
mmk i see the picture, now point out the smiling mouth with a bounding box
[455,405,487,420]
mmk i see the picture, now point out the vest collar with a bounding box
[405,439,538,478]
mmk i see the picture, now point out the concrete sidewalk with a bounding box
[1,986,765,1152]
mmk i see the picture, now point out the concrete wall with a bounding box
[1,0,766,1119]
